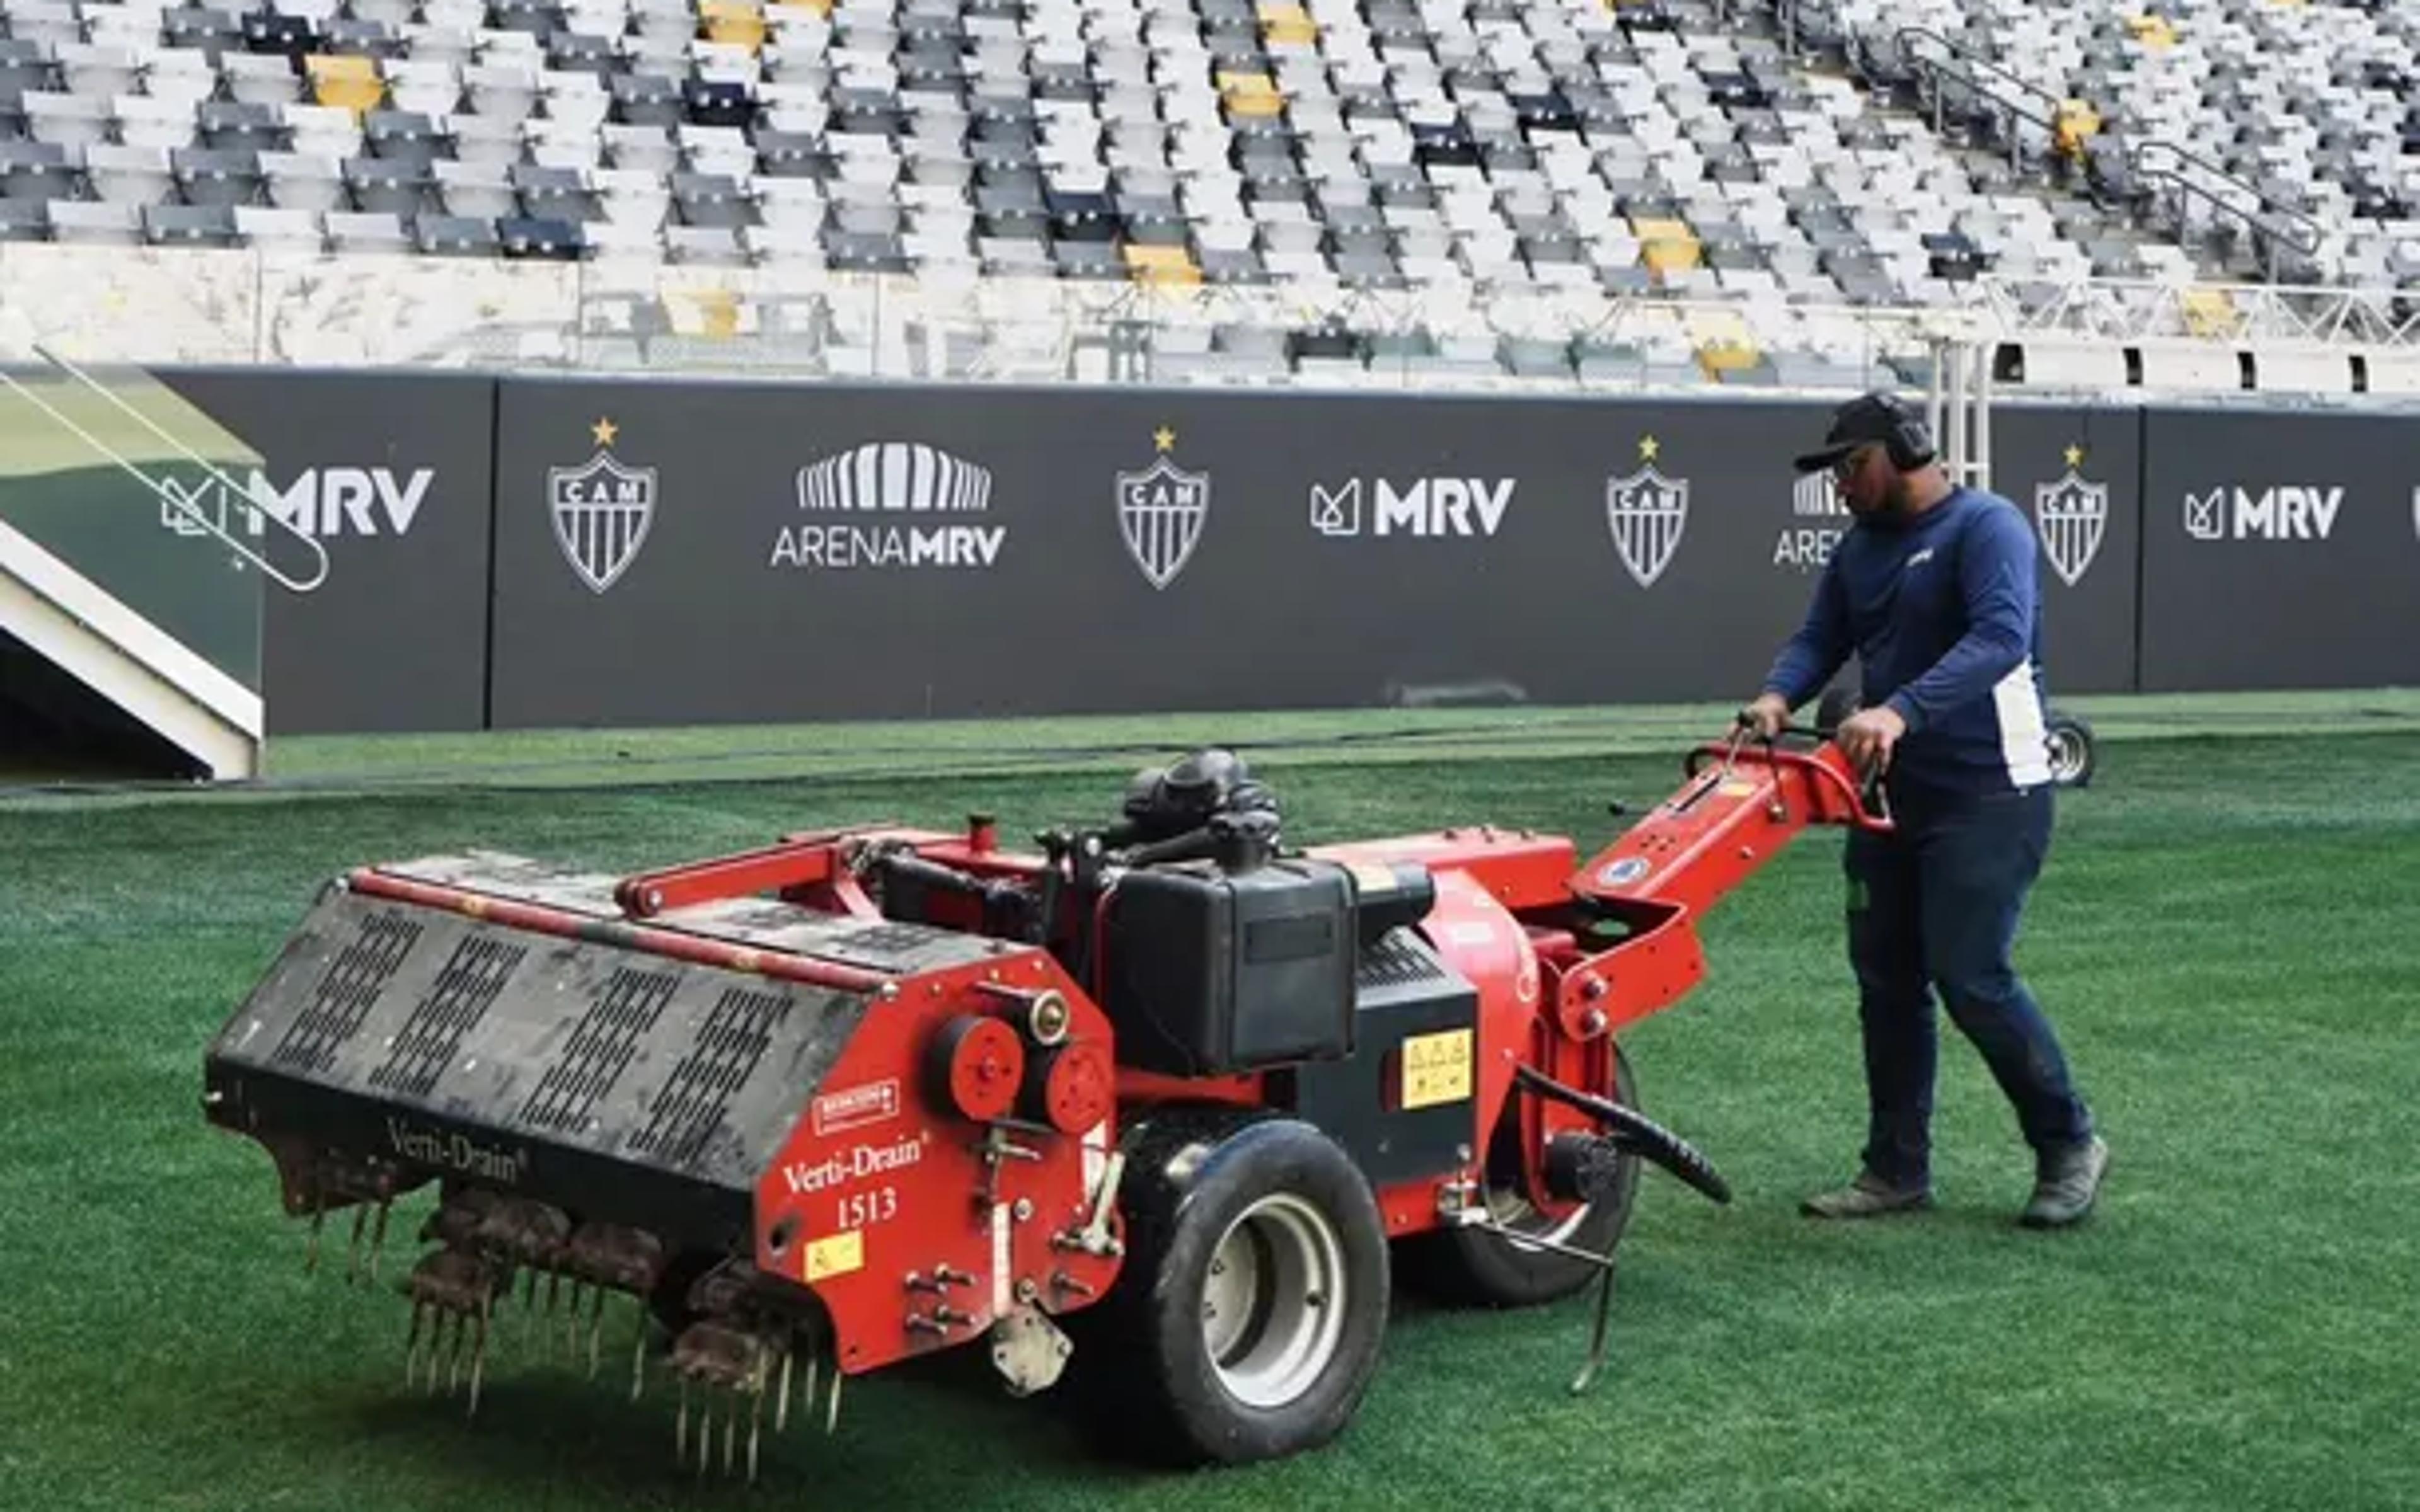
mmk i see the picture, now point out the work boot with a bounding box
[2020,1135,2110,1228]
[1800,1171,1933,1219]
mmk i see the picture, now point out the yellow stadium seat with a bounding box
[1124,244,1202,285]
[2125,13,2177,47]
[1688,309,1757,376]
[667,289,745,339]
[1634,217,1700,275]
[1257,2,1317,45]
[2181,287,2240,338]
[701,0,766,51]
[1218,72,1284,118]
[305,55,383,117]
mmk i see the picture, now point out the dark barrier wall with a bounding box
[1988,401,2143,696]
[108,369,2417,733]
[163,369,496,734]
[483,382,2143,727]
[2138,405,2420,692]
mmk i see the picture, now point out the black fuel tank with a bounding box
[1100,857,1356,1077]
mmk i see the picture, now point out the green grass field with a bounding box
[4,707,2417,1511]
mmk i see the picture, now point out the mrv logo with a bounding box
[773,441,1003,570]
[780,1133,925,1195]
[2183,484,2342,542]
[1310,477,1513,538]
[159,466,434,542]
[384,1119,527,1185]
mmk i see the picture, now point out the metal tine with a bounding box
[723,1389,737,1477]
[749,1372,765,1486]
[307,1203,324,1274]
[631,1309,648,1404]
[427,1311,451,1396]
[775,1347,793,1434]
[587,1284,606,1378]
[346,1205,368,1285]
[826,1357,843,1435]
[405,1300,425,1386]
[676,1379,689,1469]
[468,1296,491,1420]
[368,1200,391,1285]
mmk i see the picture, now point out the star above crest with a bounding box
[1638,435,1660,461]
[592,416,619,447]
[2064,443,2084,468]
[1153,425,1176,452]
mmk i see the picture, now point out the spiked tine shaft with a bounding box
[676,1381,689,1467]
[631,1317,647,1404]
[468,1300,490,1419]
[826,1365,842,1435]
[369,1201,390,1285]
[346,1205,367,1285]
[308,1204,323,1274]
[775,1349,793,1434]
[405,1301,425,1385]
[587,1286,605,1378]
[749,1377,764,1485]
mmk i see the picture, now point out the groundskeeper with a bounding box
[1741,390,2111,1228]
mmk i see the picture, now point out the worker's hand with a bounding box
[1835,706,1907,777]
[1739,692,1790,740]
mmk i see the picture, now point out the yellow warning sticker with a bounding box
[1401,1029,1473,1110]
[804,1230,864,1283]
[1718,779,1758,797]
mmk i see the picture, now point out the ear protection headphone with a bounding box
[1873,392,1938,471]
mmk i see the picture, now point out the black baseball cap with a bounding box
[1792,391,1930,474]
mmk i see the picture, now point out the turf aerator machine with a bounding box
[201,724,1893,1474]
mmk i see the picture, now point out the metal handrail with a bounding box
[1892,26,2070,166]
[0,344,328,593]
[1890,27,2327,282]
[2126,139,2325,281]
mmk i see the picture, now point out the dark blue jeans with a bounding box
[1844,781,2092,1188]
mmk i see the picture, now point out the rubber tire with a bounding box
[1099,1114,1391,1467]
[1400,1045,1642,1309]
[2046,711,2096,788]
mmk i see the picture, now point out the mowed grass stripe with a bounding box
[1,735,2415,1511]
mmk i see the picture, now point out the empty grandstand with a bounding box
[0,0,2411,387]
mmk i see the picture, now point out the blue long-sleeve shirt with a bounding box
[1762,486,2054,798]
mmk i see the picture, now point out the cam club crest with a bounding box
[1605,435,1688,589]
[1116,427,1209,589]
[2035,455,2107,587]
[549,417,656,594]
